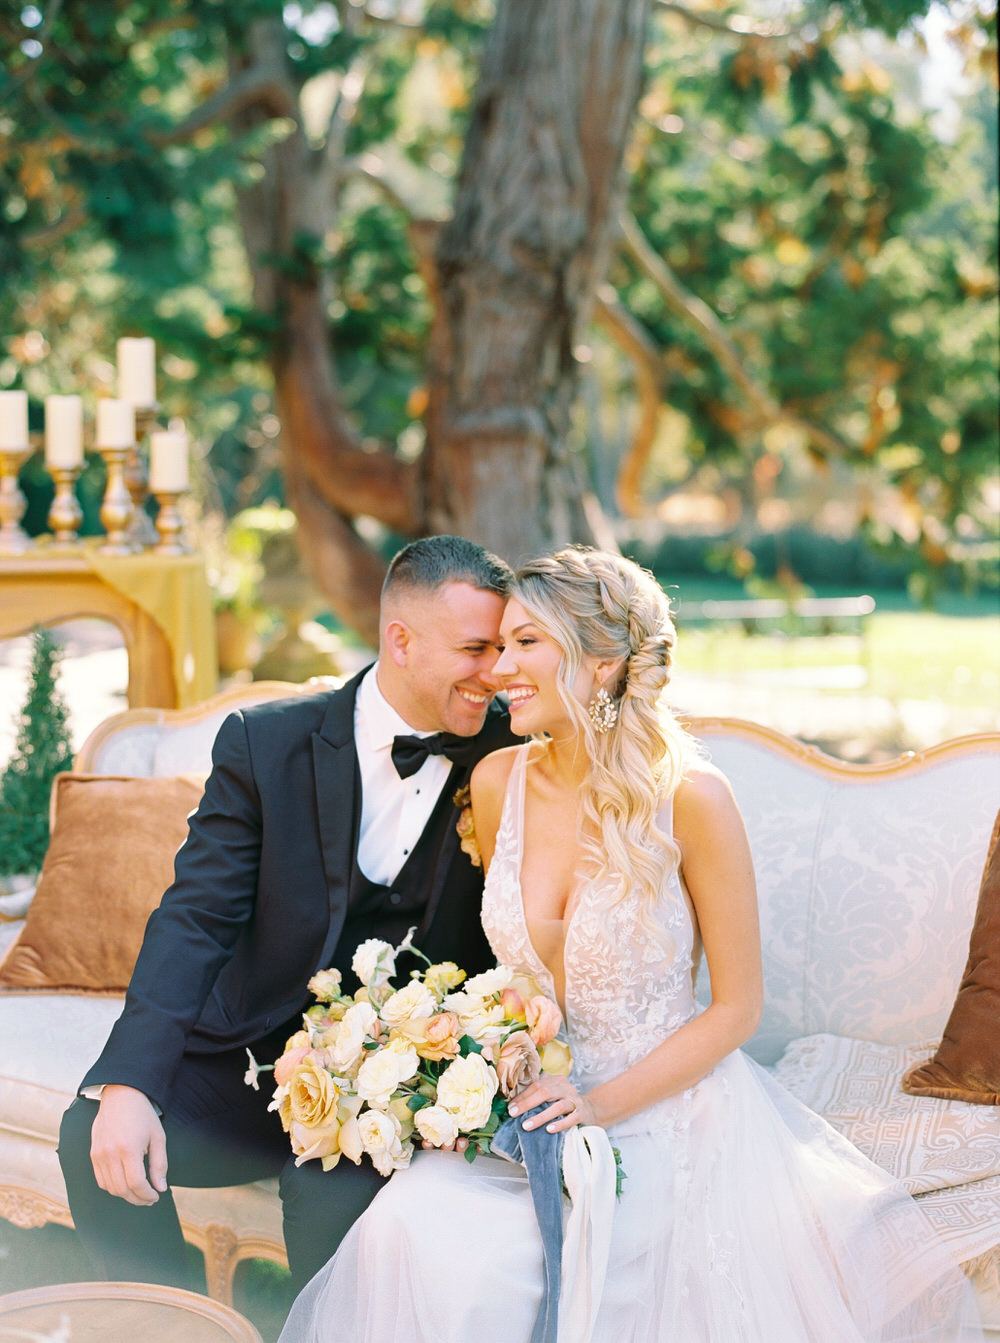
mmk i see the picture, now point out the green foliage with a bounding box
[0,0,995,594]
[0,630,74,878]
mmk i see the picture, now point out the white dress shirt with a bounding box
[354,663,453,885]
[84,665,453,1107]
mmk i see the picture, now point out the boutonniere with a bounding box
[452,784,482,869]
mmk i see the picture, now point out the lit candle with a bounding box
[0,390,29,450]
[117,337,156,407]
[96,398,135,449]
[149,430,188,492]
[44,395,84,468]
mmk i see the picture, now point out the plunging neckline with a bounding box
[508,744,581,1021]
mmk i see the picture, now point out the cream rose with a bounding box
[414,1104,460,1148]
[356,1039,419,1108]
[327,1001,379,1074]
[464,965,514,998]
[284,1059,341,1129]
[380,979,436,1029]
[436,1053,499,1131]
[525,995,562,1048]
[307,968,343,1002]
[495,1032,542,1098]
[443,991,507,1046]
[352,938,396,987]
[424,962,466,998]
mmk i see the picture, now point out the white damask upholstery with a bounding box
[693,730,1000,1065]
[1,702,997,1322]
[772,1034,1000,1196]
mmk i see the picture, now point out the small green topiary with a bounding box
[0,628,74,878]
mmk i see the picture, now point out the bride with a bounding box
[279,547,982,1342]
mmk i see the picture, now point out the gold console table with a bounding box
[0,544,218,709]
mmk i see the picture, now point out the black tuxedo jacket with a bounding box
[81,669,516,1111]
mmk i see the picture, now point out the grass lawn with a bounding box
[667,583,1000,717]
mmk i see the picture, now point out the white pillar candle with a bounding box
[95,398,135,449]
[149,430,188,492]
[117,337,156,407]
[44,395,84,468]
[0,390,29,450]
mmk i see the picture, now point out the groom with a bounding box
[58,535,516,1291]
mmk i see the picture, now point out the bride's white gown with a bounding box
[280,745,982,1342]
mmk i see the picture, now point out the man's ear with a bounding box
[383,618,411,668]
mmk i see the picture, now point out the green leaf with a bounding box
[464,1142,478,1164]
[406,1093,432,1112]
[458,1035,483,1055]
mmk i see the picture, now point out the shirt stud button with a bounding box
[389,892,402,906]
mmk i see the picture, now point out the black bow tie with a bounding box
[390,732,480,780]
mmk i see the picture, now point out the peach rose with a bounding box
[526,995,562,1047]
[415,1011,462,1062]
[274,1045,310,1088]
[500,988,526,1021]
[495,1032,542,1099]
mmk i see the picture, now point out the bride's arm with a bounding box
[516,763,763,1134]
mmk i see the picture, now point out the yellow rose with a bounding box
[424,962,466,999]
[285,1059,343,1130]
[387,1094,416,1142]
[539,1039,573,1077]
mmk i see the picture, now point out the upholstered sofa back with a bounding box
[76,693,1000,1070]
[694,722,1000,1064]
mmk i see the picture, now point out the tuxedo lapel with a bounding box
[311,669,367,969]
[414,764,463,942]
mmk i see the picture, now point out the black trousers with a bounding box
[57,1026,386,1295]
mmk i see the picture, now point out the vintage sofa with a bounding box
[0,683,998,1325]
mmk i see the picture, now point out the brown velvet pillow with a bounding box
[0,773,204,995]
[902,809,1000,1105]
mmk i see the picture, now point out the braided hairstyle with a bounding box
[511,547,702,939]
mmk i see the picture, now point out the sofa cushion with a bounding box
[772,1033,1000,1195]
[903,809,1000,1105]
[0,773,204,994]
[0,992,125,1142]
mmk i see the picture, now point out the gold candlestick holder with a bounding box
[47,464,84,544]
[152,489,188,555]
[126,405,159,548]
[98,447,138,555]
[0,446,32,554]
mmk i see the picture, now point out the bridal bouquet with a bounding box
[245,931,572,1176]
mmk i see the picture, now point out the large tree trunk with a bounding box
[424,0,651,561]
[229,2,649,635]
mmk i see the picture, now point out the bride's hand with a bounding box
[508,1076,599,1133]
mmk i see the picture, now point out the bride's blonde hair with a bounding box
[512,547,702,936]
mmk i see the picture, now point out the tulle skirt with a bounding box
[278,1050,984,1342]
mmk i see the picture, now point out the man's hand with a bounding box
[90,1085,168,1206]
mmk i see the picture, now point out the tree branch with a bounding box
[593,285,663,517]
[284,449,385,649]
[21,206,85,249]
[654,1,795,38]
[619,211,851,459]
[148,64,297,146]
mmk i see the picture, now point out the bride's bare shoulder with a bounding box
[469,746,523,869]
[672,761,744,846]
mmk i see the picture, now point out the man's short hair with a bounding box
[382,535,513,600]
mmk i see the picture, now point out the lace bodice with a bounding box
[481,745,700,1132]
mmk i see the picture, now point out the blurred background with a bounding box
[1,0,997,759]
[0,1,997,1330]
